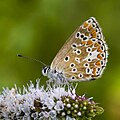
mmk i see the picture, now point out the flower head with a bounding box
[0,79,104,119]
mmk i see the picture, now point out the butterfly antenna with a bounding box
[17,54,46,66]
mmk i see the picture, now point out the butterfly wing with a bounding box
[50,17,108,81]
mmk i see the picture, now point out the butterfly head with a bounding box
[42,66,50,76]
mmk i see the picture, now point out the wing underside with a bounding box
[50,17,108,82]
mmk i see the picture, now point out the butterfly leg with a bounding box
[46,78,54,86]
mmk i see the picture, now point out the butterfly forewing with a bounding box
[50,17,108,82]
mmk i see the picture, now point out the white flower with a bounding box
[54,101,64,111]
[0,79,104,119]
[49,110,57,119]
[44,96,55,109]
[49,87,70,99]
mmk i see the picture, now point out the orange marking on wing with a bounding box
[85,74,91,77]
[83,22,89,28]
[94,42,99,47]
[97,54,102,59]
[97,47,102,53]
[81,41,86,45]
[95,61,101,66]
[91,30,96,38]
[92,68,96,75]
[88,25,93,31]
[87,40,93,46]
[91,75,98,77]
[92,47,97,51]
[91,30,96,34]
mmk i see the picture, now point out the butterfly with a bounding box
[42,17,108,84]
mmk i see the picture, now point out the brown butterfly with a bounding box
[42,17,108,84]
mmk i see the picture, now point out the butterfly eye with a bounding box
[42,66,50,76]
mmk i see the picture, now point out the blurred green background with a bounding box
[0,0,120,119]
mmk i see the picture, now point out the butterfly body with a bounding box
[42,17,108,84]
[42,66,66,84]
